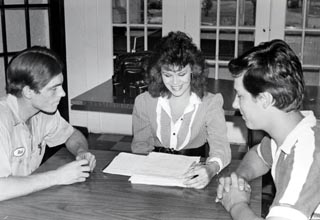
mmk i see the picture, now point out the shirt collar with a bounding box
[6,94,23,126]
[158,92,202,117]
[279,111,317,154]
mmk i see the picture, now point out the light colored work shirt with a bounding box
[257,111,320,220]
[131,91,231,172]
[0,94,74,177]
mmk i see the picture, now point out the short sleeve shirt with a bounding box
[256,111,320,220]
[0,94,74,177]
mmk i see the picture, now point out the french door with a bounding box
[112,0,320,85]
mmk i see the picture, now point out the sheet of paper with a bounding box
[135,152,200,176]
[102,152,147,176]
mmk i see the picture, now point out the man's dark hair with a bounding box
[228,39,304,112]
[6,46,64,97]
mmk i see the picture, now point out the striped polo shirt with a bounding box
[257,111,320,220]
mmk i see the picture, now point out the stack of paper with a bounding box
[103,152,200,187]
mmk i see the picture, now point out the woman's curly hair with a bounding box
[146,31,207,99]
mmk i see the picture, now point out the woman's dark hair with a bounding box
[228,39,304,112]
[146,31,207,98]
[6,46,64,97]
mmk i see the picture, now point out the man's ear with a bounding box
[22,86,33,99]
[258,92,274,109]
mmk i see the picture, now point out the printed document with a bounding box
[103,152,200,187]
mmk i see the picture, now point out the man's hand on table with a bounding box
[76,151,96,172]
[216,172,251,212]
[54,159,91,185]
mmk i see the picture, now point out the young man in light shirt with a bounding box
[216,39,320,220]
[0,46,96,201]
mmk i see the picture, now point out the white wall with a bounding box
[65,0,133,134]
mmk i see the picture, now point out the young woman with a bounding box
[131,31,231,189]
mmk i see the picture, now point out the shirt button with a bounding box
[173,133,176,135]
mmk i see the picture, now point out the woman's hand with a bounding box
[183,161,219,189]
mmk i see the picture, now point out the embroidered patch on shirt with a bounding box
[13,147,26,157]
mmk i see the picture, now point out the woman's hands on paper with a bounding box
[216,172,251,211]
[183,161,219,189]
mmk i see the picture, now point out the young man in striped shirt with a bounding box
[216,39,320,220]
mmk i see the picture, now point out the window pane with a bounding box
[113,27,127,55]
[6,9,27,52]
[238,30,254,56]
[286,0,302,28]
[304,68,320,86]
[147,28,162,51]
[304,32,320,65]
[29,0,49,3]
[130,27,144,52]
[0,58,5,97]
[219,30,235,60]
[130,0,144,24]
[239,0,255,26]
[220,0,236,26]
[200,29,216,59]
[4,0,23,4]
[30,9,50,47]
[287,0,301,8]
[285,32,302,60]
[113,0,127,24]
[201,0,217,26]
[148,0,162,24]
[306,0,320,29]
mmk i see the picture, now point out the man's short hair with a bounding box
[6,46,64,97]
[228,39,304,112]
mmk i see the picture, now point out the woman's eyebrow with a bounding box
[177,69,187,74]
[161,66,188,74]
[161,70,172,74]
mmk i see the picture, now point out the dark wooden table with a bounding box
[0,148,261,220]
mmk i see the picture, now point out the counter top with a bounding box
[71,78,320,118]
[71,78,238,115]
